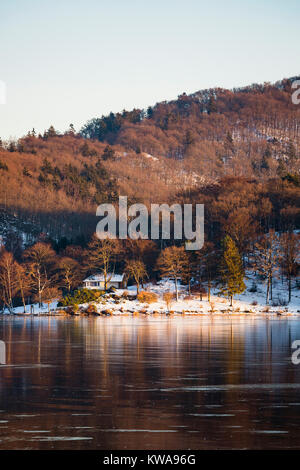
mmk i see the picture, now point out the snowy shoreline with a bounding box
[2,276,299,317]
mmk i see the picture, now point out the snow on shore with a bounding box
[2,275,299,316]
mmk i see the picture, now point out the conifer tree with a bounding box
[220,235,246,306]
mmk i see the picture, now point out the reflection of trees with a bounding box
[0,316,300,449]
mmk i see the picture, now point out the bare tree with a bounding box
[58,257,80,292]
[254,230,279,304]
[86,236,120,291]
[279,232,299,303]
[157,246,189,301]
[16,263,32,313]
[40,287,61,314]
[126,259,147,294]
[163,292,174,312]
[0,250,18,313]
[23,242,56,307]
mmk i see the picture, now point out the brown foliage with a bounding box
[137,291,158,303]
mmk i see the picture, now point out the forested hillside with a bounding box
[0,76,299,245]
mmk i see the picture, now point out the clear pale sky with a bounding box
[0,0,299,140]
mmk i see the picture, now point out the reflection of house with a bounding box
[83,273,126,290]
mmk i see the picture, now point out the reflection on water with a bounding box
[0,315,300,449]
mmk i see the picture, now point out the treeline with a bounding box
[0,76,299,242]
[0,236,159,313]
[0,132,299,242]
[79,77,300,174]
[0,229,298,313]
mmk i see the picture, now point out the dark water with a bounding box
[1,315,300,449]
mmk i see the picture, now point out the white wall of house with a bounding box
[83,281,123,290]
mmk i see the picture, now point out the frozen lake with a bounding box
[1,315,300,449]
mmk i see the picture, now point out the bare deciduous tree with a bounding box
[40,287,61,314]
[16,263,32,313]
[0,250,18,313]
[126,260,147,294]
[87,235,120,290]
[58,257,80,292]
[279,232,299,303]
[157,246,189,301]
[254,230,279,305]
[23,242,56,307]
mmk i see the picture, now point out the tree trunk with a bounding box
[266,278,270,305]
[175,277,179,301]
[38,268,42,307]
[230,295,233,307]
[270,274,273,300]
[208,280,211,302]
[22,294,26,313]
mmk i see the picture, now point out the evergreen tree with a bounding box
[47,125,57,138]
[220,235,245,306]
[102,145,115,161]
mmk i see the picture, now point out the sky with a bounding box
[0,0,299,140]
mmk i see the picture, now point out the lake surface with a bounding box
[1,314,300,449]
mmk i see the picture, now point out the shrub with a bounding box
[121,290,129,299]
[65,305,79,315]
[59,288,105,306]
[85,303,98,315]
[137,291,158,303]
[101,309,113,316]
[163,292,175,310]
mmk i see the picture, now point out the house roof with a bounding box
[83,273,125,283]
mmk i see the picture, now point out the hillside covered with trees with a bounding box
[0,76,299,311]
[0,76,299,242]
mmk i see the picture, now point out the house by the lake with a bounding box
[83,273,126,290]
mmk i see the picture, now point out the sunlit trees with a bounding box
[157,246,189,301]
[86,235,120,290]
[163,292,174,312]
[125,260,147,294]
[41,287,61,314]
[16,263,32,313]
[0,250,18,313]
[58,257,81,292]
[23,242,56,307]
